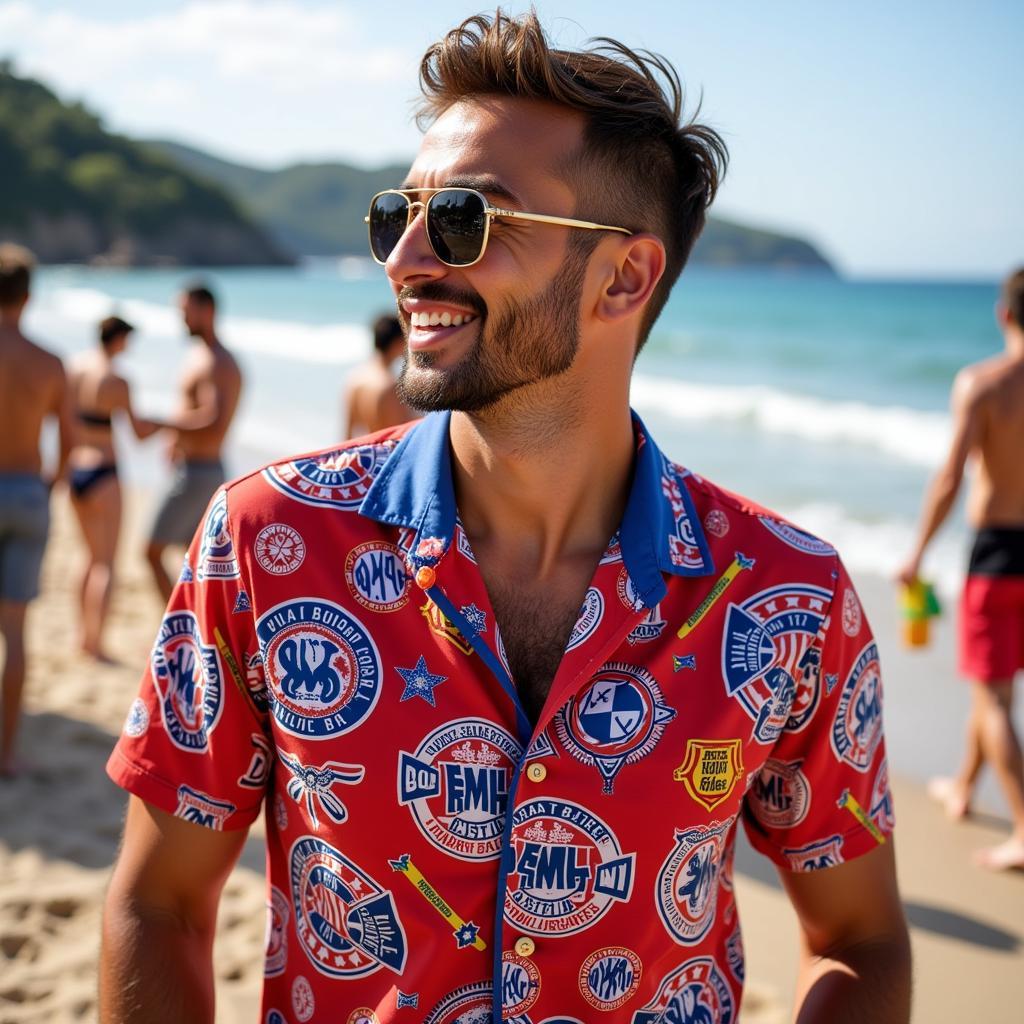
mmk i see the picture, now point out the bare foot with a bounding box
[80,644,120,666]
[972,837,1024,871]
[927,776,970,820]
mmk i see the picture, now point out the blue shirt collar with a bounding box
[359,410,715,602]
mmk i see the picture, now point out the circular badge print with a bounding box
[748,759,811,829]
[265,885,289,978]
[422,980,493,1024]
[197,489,239,580]
[656,822,730,945]
[257,599,382,740]
[501,951,540,1017]
[634,956,735,1024]
[289,835,407,979]
[704,508,730,538]
[566,588,604,652]
[255,523,306,575]
[554,664,675,794]
[399,718,523,861]
[831,641,883,771]
[264,444,390,509]
[504,798,636,937]
[579,947,642,1011]
[346,1011,380,1024]
[344,541,410,613]
[151,611,223,752]
[291,976,315,1023]
[123,697,149,738]
[842,587,862,637]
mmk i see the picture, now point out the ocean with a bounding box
[25,261,1001,595]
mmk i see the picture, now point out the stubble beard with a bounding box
[395,251,589,414]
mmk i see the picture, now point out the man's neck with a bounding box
[449,386,635,576]
[0,308,22,334]
[1005,325,1024,360]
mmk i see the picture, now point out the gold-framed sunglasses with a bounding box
[365,187,631,268]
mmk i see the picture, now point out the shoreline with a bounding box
[0,490,1020,1023]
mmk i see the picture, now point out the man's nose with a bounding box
[386,203,447,288]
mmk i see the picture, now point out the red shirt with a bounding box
[108,411,893,1024]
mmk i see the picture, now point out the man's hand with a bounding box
[782,842,911,1023]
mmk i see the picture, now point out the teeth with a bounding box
[409,310,475,327]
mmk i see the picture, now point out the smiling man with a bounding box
[101,11,910,1023]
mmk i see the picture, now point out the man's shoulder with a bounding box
[2,331,62,372]
[679,465,842,571]
[220,420,418,521]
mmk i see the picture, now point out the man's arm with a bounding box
[897,369,983,583]
[781,843,911,1023]
[114,377,163,441]
[100,796,248,1024]
[50,356,73,484]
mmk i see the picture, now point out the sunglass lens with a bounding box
[369,193,410,262]
[427,189,487,266]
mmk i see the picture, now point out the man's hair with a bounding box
[183,282,217,310]
[1001,267,1024,328]
[373,314,403,353]
[0,242,35,307]
[100,315,134,346]
[416,9,727,346]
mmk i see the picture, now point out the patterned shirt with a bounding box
[108,410,893,1024]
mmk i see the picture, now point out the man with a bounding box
[342,313,413,438]
[144,283,242,600]
[898,267,1024,871]
[0,243,71,776]
[102,12,910,1023]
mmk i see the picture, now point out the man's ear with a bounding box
[594,233,666,325]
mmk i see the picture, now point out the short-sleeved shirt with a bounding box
[108,410,893,1024]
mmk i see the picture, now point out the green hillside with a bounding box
[0,65,290,265]
[152,138,835,271]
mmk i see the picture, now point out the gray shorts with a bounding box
[0,474,50,603]
[149,460,225,547]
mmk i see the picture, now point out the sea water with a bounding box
[26,261,1001,594]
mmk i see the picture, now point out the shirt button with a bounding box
[514,936,536,957]
[525,763,546,783]
[415,566,436,589]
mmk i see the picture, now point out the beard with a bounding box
[395,248,589,414]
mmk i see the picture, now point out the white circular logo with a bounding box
[841,588,862,638]
[291,976,315,1022]
[704,509,730,538]
[123,698,149,737]
[255,524,306,575]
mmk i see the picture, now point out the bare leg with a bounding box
[145,541,174,603]
[0,600,28,777]
[971,681,1024,870]
[928,695,984,819]
[71,478,122,659]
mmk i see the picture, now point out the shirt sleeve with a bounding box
[741,557,894,871]
[106,486,270,832]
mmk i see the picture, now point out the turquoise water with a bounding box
[27,262,1002,590]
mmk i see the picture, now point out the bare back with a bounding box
[175,342,242,461]
[68,350,126,467]
[0,327,67,475]
[965,355,1024,528]
[344,361,410,439]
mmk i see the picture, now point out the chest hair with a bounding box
[486,579,583,725]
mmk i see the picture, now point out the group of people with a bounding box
[0,247,241,775]
[0,11,1021,1019]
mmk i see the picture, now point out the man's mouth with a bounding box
[402,303,479,349]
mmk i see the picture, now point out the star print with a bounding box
[396,656,447,707]
[454,921,480,948]
[459,603,487,636]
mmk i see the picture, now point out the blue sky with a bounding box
[5,0,1022,278]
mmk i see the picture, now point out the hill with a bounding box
[0,66,290,266]
[150,139,836,271]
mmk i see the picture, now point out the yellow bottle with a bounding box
[899,579,941,648]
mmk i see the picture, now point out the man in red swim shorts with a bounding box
[900,266,1024,870]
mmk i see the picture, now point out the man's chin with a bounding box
[397,364,511,415]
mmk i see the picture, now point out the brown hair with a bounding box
[417,9,727,345]
[1001,267,1024,328]
[373,314,403,354]
[100,315,134,346]
[0,242,35,307]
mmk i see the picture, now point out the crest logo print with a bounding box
[264,443,391,509]
[748,758,811,829]
[554,664,676,794]
[197,490,239,580]
[631,956,735,1024]
[831,641,883,771]
[344,541,409,613]
[255,523,306,575]
[656,822,730,945]
[673,739,744,812]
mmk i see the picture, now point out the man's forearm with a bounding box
[99,901,216,1024]
[794,933,912,1024]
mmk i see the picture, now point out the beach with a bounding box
[1,490,1021,1024]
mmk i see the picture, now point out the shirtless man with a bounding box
[342,313,412,438]
[0,243,72,776]
[899,267,1024,870]
[145,284,242,600]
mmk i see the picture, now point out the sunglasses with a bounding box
[365,187,631,268]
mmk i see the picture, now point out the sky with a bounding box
[3,0,1022,278]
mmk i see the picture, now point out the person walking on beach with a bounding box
[101,12,910,1022]
[0,244,71,777]
[899,266,1024,871]
[67,316,162,661]
[144,283,242,601]
[342,313,412,438]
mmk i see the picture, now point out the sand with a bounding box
[1,492,1021,1023]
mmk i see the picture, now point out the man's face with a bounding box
[386,97,593,413]
[180,294,206,337]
